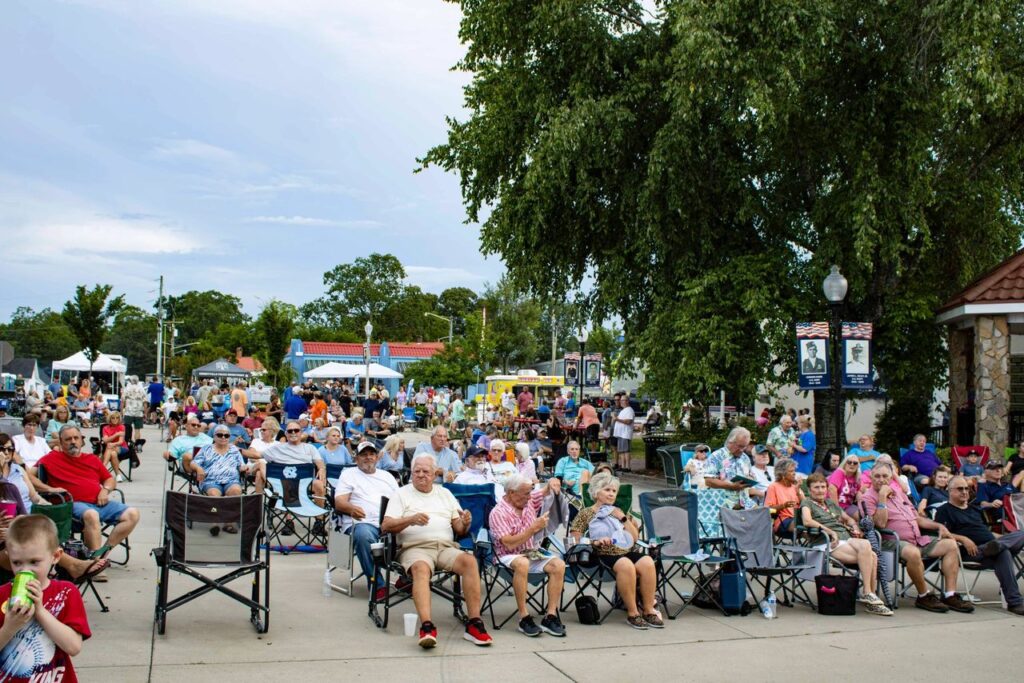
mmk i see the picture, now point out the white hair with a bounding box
[503,473,532,493]
[725,426,751,446]
[411,452,437,471]
[514,443,530,461]
[490,438,505,452]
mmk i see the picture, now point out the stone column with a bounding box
[974,315,1010,452]
[947,326,970,446]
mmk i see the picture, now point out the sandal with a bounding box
[89,544,113,560]
[76,558,110,583]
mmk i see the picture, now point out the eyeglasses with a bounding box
[951,486,971,492]
[214,433,231,438]
[286,429,301,434]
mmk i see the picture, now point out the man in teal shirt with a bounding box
[450,392,467,430]
[163,416,213,471]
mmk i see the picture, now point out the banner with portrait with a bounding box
[841,322,873,390]
[563,355,580,385]
[583,353,602,387]
[796,322,830,390]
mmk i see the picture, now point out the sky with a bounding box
[0,0,498,320]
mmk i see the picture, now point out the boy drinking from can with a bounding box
[0,515,90,682]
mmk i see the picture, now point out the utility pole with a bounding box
[550,320,557,373]
[155,275,164,378]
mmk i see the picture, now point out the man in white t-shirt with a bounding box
[612,394,635,472]
[454,446,504,497]
[381,453,492,649]
[334,441,399,600]
[12,415,49,470]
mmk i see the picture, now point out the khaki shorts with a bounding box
[399,541,464,573]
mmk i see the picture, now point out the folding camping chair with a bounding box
[263,462,330,553]
[369,483,495,629]
[36,463,132,566]
[638,489,731,618]
[152,491,269,634]
[166,446,201,493]
[951,445,991,472]
[719,506,818,610]
[90,422,144,482]
[31,489,111,613]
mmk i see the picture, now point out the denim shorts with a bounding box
[72,500,130,525]
[200,480,240,495]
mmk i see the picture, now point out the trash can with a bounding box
[643,432,672,471]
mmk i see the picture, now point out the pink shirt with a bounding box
[862,483,932,547]
[827,469,861,507]
[489,489,544,557]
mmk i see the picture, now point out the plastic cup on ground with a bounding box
[404,613,418,637]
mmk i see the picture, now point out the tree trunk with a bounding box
[813,389,845,461]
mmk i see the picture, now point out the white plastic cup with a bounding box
[404,613,418,637]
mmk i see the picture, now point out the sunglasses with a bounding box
[214,432,231,438]
[951,486,971,492]
[286,428,301,434]
[0,447,14,453]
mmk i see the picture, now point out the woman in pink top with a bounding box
[827,454,863,517]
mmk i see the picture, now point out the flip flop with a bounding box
[89,544,113,560]
[77,558,110,583]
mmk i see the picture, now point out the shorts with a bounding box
[596,550,644,571]
[200,480,240,495]
[76,411,92,422]
[168,411,181,422]
[72,500,130,525]
[399,541,464,573]
[499,554,555,573]
[125,415,144,429]
[615,437,631,453]
[884,537,940,558]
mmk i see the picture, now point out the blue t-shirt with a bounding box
[976,481,1016,505]
[284,394,308,420]
[148,382,164,405]
[318,444,353,466]
[848,447,882,472]
[961,463,984,477]
[792,431,816,475]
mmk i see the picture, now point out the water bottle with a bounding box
[322,567,333,598]
[768,591,777,619]
[759,598,772,619]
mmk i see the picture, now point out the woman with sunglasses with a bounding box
[100,411,128,482]
[192,427,246,499]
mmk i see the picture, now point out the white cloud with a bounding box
[404,265,488,291]
[247,215,382,228]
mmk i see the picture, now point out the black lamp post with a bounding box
[823,265,848,452]
[577,328,589,406]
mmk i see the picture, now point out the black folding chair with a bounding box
[152,491,269,634]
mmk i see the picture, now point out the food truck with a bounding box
[483,371,566,413]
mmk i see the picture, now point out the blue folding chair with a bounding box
[263,462,329,553]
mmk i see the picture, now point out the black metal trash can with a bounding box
[643,433,672,471]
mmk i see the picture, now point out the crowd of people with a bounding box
[3,372,1024,668]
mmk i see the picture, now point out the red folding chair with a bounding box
[950,445,990,472]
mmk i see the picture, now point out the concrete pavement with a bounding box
[72,425,1020,682]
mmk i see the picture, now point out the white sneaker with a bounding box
[858,593,884,606]
[116,474,125,483]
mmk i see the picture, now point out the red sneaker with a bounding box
[374,587,388,602]
[463,618,493,646]
[418,621,437,649]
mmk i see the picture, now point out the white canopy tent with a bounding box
[50,351,128,395]
[304,362,403,380]
[52,352,128,374]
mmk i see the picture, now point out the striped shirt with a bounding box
[489,489,545,557]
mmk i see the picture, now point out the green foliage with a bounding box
[425,0,1024,435]
[437,287,480,337]
[874,396,932,455]
[0,307,79,365]
[255,300,297,390]
[403,344,478,390]
[106,305,158,373]
[482,276,541,372]
[160,290,248,345]
[60,284,125,369]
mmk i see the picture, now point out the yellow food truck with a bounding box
[483,372,566,413]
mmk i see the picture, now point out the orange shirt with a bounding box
[309,399,327,423]
[765,482,802,531]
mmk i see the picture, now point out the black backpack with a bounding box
[575,596,600,625]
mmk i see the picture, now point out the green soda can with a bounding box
[9,571,35,608]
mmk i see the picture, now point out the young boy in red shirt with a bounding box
[0,515,90,682]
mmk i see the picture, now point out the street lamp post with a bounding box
[577,328,589,406]
[423,311,454,345]
[364,320,373,401]
[823,265,849,452]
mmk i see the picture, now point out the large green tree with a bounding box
[160,290,249,345]
[437,286,481,337]
[256,300,297,390]
[481,277,541,372]
[61,284,125,374]
[106,305,158,374]
[424,0,1024,450]
[0,307,79,365]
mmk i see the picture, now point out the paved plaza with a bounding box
[74,425,1019,682]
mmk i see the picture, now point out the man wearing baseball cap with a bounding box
[220,409,251,448]
[333,440,398,600]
